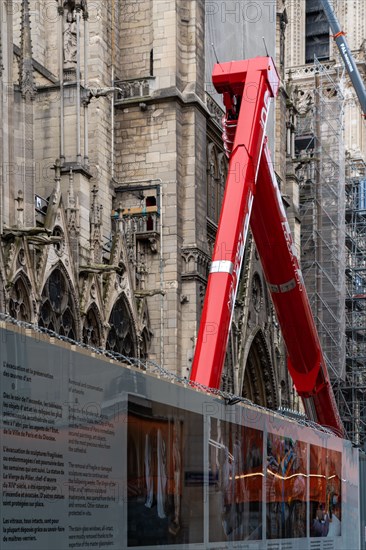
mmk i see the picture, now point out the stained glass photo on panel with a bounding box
[127,397,204,546]
[326,449,342,536]
[209,418,263,542]
[266,434,307,539]
[310,445,342,537]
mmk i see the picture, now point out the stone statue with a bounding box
[63,10,77,67]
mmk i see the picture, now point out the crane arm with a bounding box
[190,56,344,436]
[189,57,279,388]
[251,140,344,434]
[320,0,366,117]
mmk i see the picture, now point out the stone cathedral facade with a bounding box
[0,0,293,409]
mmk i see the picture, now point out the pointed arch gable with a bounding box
[103,231,139,326]
[36,190,80,300]
[79,273,105,322]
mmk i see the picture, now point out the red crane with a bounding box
[190,57,344,436]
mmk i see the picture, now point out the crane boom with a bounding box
[251,140,343,433]
[320,0,366,117]
[190,56,344,436]
[190,57,279,388]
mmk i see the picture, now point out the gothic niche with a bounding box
[251,273,263,313]
[207,143,228,225]
[38,268,77,340]
[82,305,102,348]
[9,276,32,322]
[53,226,65,257]
[63,5,77,68]
[106,296,136,358]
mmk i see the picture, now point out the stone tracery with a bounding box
[38,267,78,340]
[82,304,102,347]
[9,275,32,322]
[106,295,136,358]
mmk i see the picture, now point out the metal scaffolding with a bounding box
[295,59,346,382]
[334,157,366,448]
[295,59,366,448]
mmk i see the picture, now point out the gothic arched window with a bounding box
[39,268,77,340]
[9,276,31,322]
[106,296,136,358]
[82,305,102,348]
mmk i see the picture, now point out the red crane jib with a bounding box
[190,57,343,435]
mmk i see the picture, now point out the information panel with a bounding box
[0,329,124,550]
[0,324,360,550]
